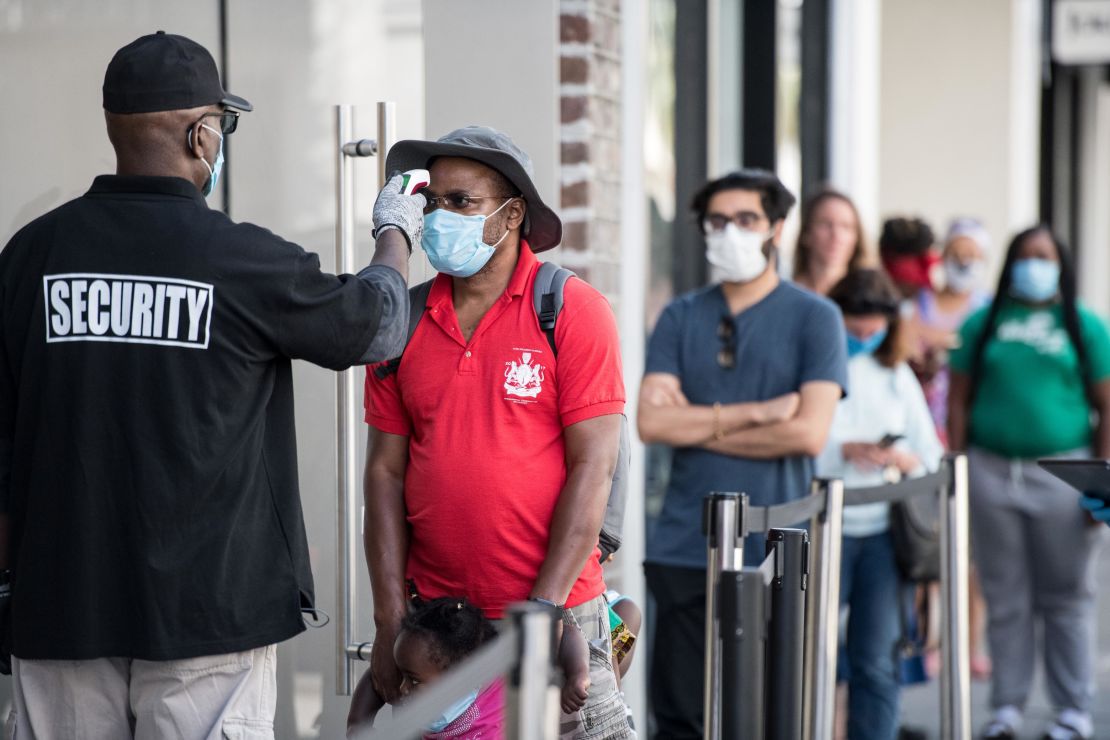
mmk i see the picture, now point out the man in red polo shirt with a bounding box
[360,127,629,738]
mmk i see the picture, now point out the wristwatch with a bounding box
[528,596,564,610]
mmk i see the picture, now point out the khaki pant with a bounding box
[558,595,634,740]
[6,644,276,740]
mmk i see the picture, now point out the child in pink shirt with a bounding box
[348,597,592,739]
[348,598,503,738]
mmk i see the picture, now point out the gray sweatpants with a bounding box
[968,447,1104,712]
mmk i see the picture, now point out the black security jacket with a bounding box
[0,175,406,660]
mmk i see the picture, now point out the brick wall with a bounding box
[559,0,622,304]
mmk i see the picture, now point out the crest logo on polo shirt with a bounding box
[504,350,546,399]
[43,273,214,349]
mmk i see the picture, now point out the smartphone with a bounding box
[1038,458,1110,503]
[878,433,904,449]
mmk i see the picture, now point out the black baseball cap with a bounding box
[103,31,252,115]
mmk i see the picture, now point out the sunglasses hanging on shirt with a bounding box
[717,316,737,369]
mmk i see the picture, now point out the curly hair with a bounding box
[401,597,498,668]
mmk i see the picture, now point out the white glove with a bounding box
[372,172,427,250]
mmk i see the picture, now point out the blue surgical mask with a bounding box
[198,123,224,197]
[427,688,479,732]
[1009,258,1060,303]
[846,328,888,358]
[421,199,512,277]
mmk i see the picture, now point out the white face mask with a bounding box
[705,222,772,284]
[943,258,983,294]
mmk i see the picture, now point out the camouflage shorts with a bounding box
[558,595,635,740]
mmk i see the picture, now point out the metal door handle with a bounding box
[334,101,396,696]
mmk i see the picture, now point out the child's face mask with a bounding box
[427,689,479,732]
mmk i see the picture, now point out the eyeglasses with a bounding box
[704,211,768,233]
[192,110,240,136]
[717,317,736,369]
[423,192,519,214]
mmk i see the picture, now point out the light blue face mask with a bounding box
[846,327,888,358]
[198,123,224,197]
[1009,257,1060,303]
[421,198,512,278]
[427,688,479,732]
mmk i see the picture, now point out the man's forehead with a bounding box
[706,188,764,214]
[428,156,502,184]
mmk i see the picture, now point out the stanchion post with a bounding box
[766,528,809,740]
[803,478,843,740]
[719,568,767,740]
[702,493,746,740]
[505,602,560,740]
[940,454,972,739]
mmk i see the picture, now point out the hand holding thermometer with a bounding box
[372,170,430,250]
[400,169,430,196]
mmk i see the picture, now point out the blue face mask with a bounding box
[427,688,479,732]
[421,199,512,278]
[1009,258,1060,303]
[199,123,224,197]
[846,327,888,358]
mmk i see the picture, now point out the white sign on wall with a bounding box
[1054,0,1110,64]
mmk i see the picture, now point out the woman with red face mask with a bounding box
[879,217,939,301]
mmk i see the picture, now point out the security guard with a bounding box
[0,31,425,738]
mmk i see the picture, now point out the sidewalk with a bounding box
[899,555,1110,738]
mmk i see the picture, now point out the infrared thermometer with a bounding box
[400,169,430,195]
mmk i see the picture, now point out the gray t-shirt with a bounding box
[644,281,848,568]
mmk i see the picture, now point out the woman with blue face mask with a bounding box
[948,227,1110,740]
[817,269,944,740]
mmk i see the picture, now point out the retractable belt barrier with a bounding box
[352,602,559,740]
[702,488,827,740]
[703,453,971,740]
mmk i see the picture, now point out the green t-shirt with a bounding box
[949,300,1110,458]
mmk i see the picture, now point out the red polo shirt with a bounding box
[364,244,625,617]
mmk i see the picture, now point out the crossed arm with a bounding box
[637,372,841,458]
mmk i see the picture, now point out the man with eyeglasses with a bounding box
[360,127,631,738]
[638,169,848,739]
[0,32,422,737]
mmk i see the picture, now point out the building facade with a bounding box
[3,0,1107,735]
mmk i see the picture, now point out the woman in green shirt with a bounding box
[948,226,1110,740]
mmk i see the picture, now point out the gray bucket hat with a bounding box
[385,126,562,253]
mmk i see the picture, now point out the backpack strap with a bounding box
[532,262,575,357]
[374,278,435,379]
